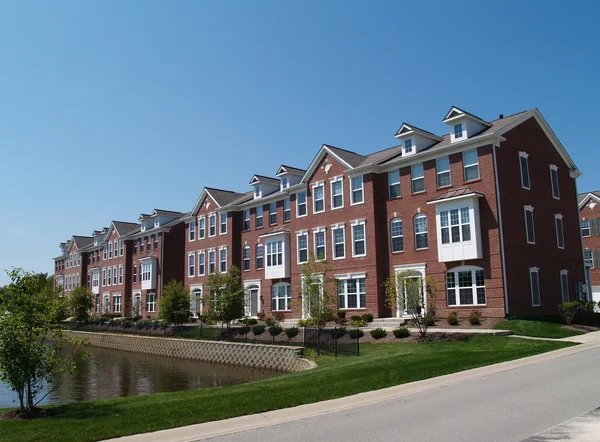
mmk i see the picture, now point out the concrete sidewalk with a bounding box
[104,340,600,442]
[522,407,600,441]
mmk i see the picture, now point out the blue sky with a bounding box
[0,0,598,286]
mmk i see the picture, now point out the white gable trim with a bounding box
[301,145,354,183]
[578,193,600,209]
[191,188,221,217]
[443,106,492,127]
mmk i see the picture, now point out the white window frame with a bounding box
[119,240,124,256]
[550,164,560,199]
[220,212,227,235]
[388,170,401,199]
[266,240,283,267]
[281,177,289,191]
[133,265,137,283]
[271,282,292,311]
[296,191,307,217]
[453,123,464,139]
[560,270,569,303]
[404,138,413,153]
[197,250,205,276]
[113,265,117,285]
[330,176,344,210]
[219,246,227,274]
[256,243,264,269]
[350,175,364,205]
[254,185,261,199]
[297,230,309,264]
[524,205,535,245]
[414,213,428,250]
[243,246,251,271]
[555,214,565,249]
[350,219,366,257]
[337,276,367,310]
[208,213,217,237]
[529,267,541,307]
[446,266,486,306]
[103,246,107,260]
[331,223,346,260]
[284,198,291,222]
[313,227,326,261]
[313,182,325,214]
[584,249,595,269]
[108,242,113,259]
[269,202,277,225]
[118,265,123,285]
[208,249,216,274]
[113,293,122,313]
[146,292,157,313]
[107,267,112,286]
[188,253,195,277]
[198,216,206,239]
[92,270,99,288]
[436,156,451,188]
[581,219,592,238]
[102,268,106,287]
[411,163,425,194]
[519,152,530,190]
[256,206,264,228]
[243,209,250,231]
[440,207,472,245]
[463,149,480,182]
[390,218,404,253]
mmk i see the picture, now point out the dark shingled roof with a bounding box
[325,144,367,168]
[113,221,141,236]
[428,187,484,203]
[578,191,600,204]
[153,209,184,218]
[72,236,93,249]
[278,165,306,175]
[206,188,249,207]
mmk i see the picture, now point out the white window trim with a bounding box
[296,191,308,218]
[524,205,535,245]
[519,151,530,190]
[463,149,480,182]
[269,202,277,225]
[313,226,327,261]
[330,176,344,210]
[219,246,227,274]
[388,170,401,199]
[390,218,404,253]
[550,164,560,200]
[296,230,309,264]
[414,213,428,250]
[188,253,195,277]
[350,219,367,258]
[581,219,592,238]
[560,269,569,303]
[197,250,205,276]
[331,223,346,260]
[529,266,541,307]
[113,265,117,285]
[188,221,196,242]
[445,265,486,307]
[208,213,217,237]
[337,277,367,310]
[284,198,291,222]
[555,214,565,250]
[312,181,325,214]
[198,216,206,239]
[208,248,216,274]
[271,282,292,312]
[118,265,123,285]
[349,175,364,205]
[243,245,251,271]
[254,185,262,199]
[219,212,227,235]
[453,123,465,141]
[436,157,451,188]
[411,163,425,194]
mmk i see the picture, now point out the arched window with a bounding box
[390,218,404,252]
[243,245,251,271]
[272,282,292,311]
[446,266,485,306]
[414,214,428,250]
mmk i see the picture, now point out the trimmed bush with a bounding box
[273,311,285,322]
[238,326,250,335]
[297,318,315,327]
[447,312,459,326]
[252,325,266,335]
[265,317,276,327]
[285,327,299,339]
[350,315,362,322]
[370,328,387,339]
[425,317,436,326]
[269,325,283,336]
[468,310,482,325]
[243,318,258,326]
[393,327,410,338]
[348,328,364,339]
[349,318,367,327]
[331,327,347,339]
[362,313,374,323]
[337,311,346,320]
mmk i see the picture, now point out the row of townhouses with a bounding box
[53,106,587,321]
[578,191,600,305]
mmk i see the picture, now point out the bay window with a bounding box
[446,266,486,306]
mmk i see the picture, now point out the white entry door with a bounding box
[245,284,260,317]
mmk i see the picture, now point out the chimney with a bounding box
[499,114,504,119]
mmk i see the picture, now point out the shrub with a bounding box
[265,317,276,327]
[348,328,364,339]
[349,318,367,327]
[238,326,250,335]
[297,318,315,327]
[331,327,347,339]
[242,318,258,326]
[285,327,299,339]
[321,310,335,323]
[425,317,436,326]
[468,310,482,325]
[558,301,579,325]
[273,311,285,322]
[370,328,387,339]
[393,327,410,338]
[447,312,459,326]
[257,311,266,320]
[350,315,362,322]
[337,311,346,320]
[362,313,374,323]
[252,325,266,335]
[269,325,283,336]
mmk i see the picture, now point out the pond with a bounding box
[0,344,282,408]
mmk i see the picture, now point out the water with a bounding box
[0,344,282,408]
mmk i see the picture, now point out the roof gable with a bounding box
[394,123,443,141]
[276,165,306,176]
[249,175,279,186]
[443,106,492,127]
[301,144,365,183]
[578,192,600,209]
[191,187,248,215]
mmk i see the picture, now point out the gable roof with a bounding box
[394,123,444,141]
[112,221,141,237]
[70,235,93,250]
[152,209,184,218]
[301,144,366,183]
[443,106,492,127]
[249,175,280,186]
[190,187,249,215]
[276,165,306,176]
[578,191,600,208]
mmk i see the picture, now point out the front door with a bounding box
[249,288,259,317]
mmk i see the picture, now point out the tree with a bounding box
[159,280,191,326]
[0,269,87,416]
[384,271,440,337]
[297,254,337,326]
[68,286,94,322]
[204,265,245,327]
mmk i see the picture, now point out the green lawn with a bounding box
[0,336,574,442]
[495,319,585,339]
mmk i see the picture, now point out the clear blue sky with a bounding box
[0,0,598,286]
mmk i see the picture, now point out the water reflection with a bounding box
[0,344,281,408]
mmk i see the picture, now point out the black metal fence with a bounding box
[303,326,360,356]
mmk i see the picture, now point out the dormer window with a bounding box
[404,138,413,153]
[281,177,288,190]
[453,123,464,139]
[254,186,261,198]
[154,219,159,228]
[141,224,146,232]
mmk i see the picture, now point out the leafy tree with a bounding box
[68,286,94,322]
[204,265,245,327]
[159,280,192,326]
[384,270,440,337]
[0,269,87,416]
[297,254,337,326]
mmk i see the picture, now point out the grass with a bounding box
[0,336,574,442]
[495,319,585,339]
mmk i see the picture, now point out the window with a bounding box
[254,185,261,198]
[297,191,307,217]
[414,214,428,249]
[351,221,366,257]
[102,269,106,286]
[113,266,117,285]
[297,232,308,264]
[560,270,569,303]
[107,268,112,286]
[524,206,535,244]
[188,254,195,277]
[198,217,206,239]
[220,212,227,234]
[146,293,157,313]
[440,207,471,244]
[256,244,264,269]
[529,268,541,306]
[584,249,595,268]
[113,294,122,313]
[519,152,530,189]
[118,265,123,285]
[92,271,99,288]
[404,138,413,153]
[581,220,592,237]
[454,123,463,139]
[114,241,118,257]
[149,235,154,250]
[388,170,400,198]
[314,229,326,260]
[272,283,292,311]
[198,251,205,276]
[243,246,250,271]
[436,157,451,188]
[141,262,151,282]
[338,278,366,309]
[332,225,345,259]
[119,240,124,256]
[208,250,216,274]
[269,202,277,225]
[146,236,151,250]
[463,149,480,181]
[281,177,288,190]
[550,165,560,199]
[133,239,137,253]
[331,178,343,209]
[243,210,250,231]
[313,184,325,213]
[154,234,158,248]
[446,267,486,306]
[284,199,291,222]
[266,241,283,267]
[555,215,565,249]
[219,247,227,273]
[411,163,425,193]
[256,206,263,228]
[95,295,100,313]
[209,213,216,237]
[108,242,113,259]
[133,265,137,283]
[391,218,404,252]
[351,176,364,204]
[140,238,144,253]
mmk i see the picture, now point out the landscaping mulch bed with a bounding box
[563,324,599,333]
[0,408,55,421]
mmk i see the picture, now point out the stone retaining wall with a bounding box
[65,331,315,373]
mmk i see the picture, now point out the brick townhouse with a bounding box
[53,235,93,294]
[182,106,585,320]
[578,191,600,305]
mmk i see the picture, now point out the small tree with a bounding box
[204,265,245,327]
[384,271,440,337]
[68,286,94,323]
[159,280,192,326]
[0,269,87,416]
[297,255,337,326]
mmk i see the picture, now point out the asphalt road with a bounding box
[204,346,600,442]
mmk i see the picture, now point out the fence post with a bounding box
[334,327,338,357]
[200,322,203,338]
[221,322,224,341]
[317,326,320,356]
[303,325,306,347]
[356,328,360,356]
